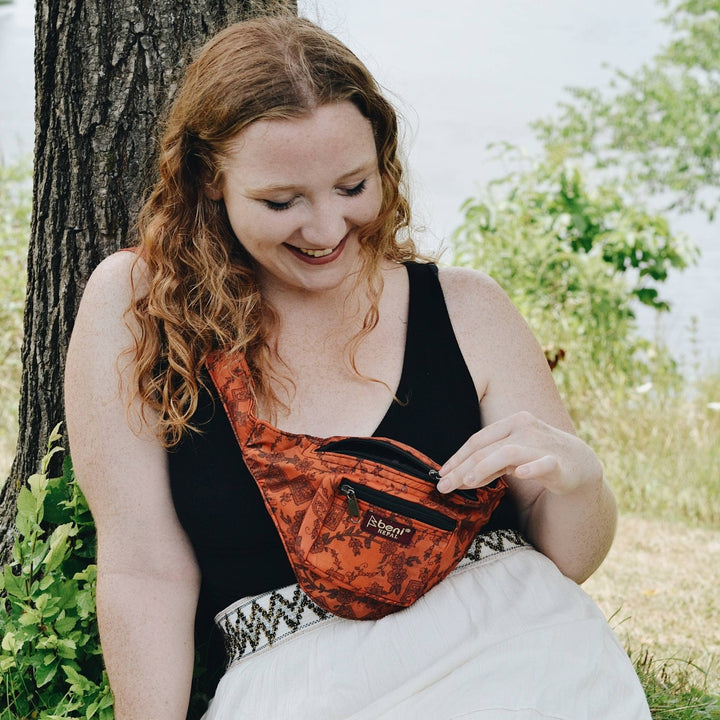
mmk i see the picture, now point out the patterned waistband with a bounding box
[215,528,528,668]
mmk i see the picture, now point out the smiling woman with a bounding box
[64,14,651,720]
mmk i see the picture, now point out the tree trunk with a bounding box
[0,0,297,561]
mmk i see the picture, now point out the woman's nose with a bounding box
[300,199,347,247]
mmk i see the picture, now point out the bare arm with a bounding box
[65,252,200,719]
[436,267,616,583]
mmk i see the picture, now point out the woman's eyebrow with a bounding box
[335,160,377,181]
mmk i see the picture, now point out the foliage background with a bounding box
[0,159,29,483]
[535,0,720,220]
[1,429,112,720]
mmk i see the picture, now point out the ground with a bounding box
[583,515,720,693]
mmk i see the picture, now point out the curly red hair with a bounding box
[129,15,426,445]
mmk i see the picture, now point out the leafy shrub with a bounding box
[449,148,720,529]
[533,0,720,220]
[0,425,113,720]
[451,148,695,405]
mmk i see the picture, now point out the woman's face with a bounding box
[211,102,383,298]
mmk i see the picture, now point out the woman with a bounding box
[64,15,651,720]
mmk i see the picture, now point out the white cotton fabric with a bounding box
[203,546,651,720]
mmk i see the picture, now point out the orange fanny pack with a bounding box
[207,352,507,620]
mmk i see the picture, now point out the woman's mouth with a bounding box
[285,233,349,264]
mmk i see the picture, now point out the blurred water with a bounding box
[0,0,33,162]
[1,0,717,372]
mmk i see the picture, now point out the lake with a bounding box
[1,0,718,373]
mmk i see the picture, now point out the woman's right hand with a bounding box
[65,251,200,719]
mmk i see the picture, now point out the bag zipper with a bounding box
[318,437,479,501]
[319,437,434,480]
[338,480,457,531]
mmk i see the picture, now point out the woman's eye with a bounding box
[342,179,366,197]
[261,180,366,210]
[262,198,296,212]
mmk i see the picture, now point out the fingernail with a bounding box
[436,478,451,493]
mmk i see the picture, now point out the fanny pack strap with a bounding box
[206,351,257,445]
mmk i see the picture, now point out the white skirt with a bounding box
[203,531,651,720]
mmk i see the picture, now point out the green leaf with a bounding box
[34,592,52,612]
[62,662,85,685]
[28,471,48,498]
[26,537,51,574]
[2,566,26,599]
[18,607,41,626]
[76,588,97,618]
[35,658,59,687]
[1,631,19,653]
[39,572,56,591]
[55,577,82,609]
[0,655,17,673]
[62,661,95,697]
[43,523,74,572]
[16,485,38,523]
[56,637,78,659]
[36,633,59,650]
[47,421,64,447]
[40,444,65,475]
[54,613,78,634]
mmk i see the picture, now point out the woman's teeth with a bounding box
[297,247,334,258]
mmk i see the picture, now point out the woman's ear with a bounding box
[205,184,223,201]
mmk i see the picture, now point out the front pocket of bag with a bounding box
[299,479,454,606]
[338,480,457,531]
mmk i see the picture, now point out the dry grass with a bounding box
[565,367,720,530]
[0,434,16,488]
[584,514,720,694]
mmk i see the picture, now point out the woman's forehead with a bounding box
[223,102,378,182]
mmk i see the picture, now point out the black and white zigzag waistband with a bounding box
[215,528,528,668]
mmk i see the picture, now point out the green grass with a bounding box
[636,650,720,719]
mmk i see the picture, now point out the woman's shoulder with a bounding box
[436,265,518,327]
[90,247,141,275]
[435,265,548,399]
[70,249,152,354]
[84,248,150,299]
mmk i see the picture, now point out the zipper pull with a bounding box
[339,483,361,523]
[429,469,442,484]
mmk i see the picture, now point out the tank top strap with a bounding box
[401,262,464,361]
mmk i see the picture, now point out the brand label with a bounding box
[362,511,415,546]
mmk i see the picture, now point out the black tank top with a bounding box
[169,262,518,700]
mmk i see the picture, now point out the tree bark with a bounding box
[0,0,297,561]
